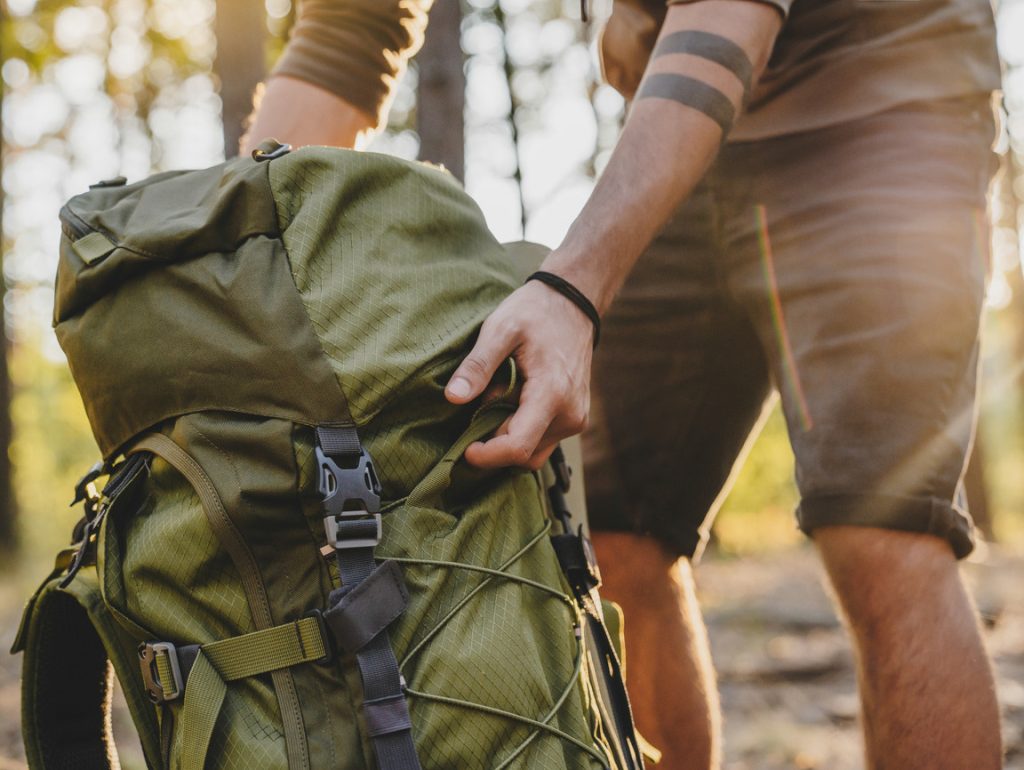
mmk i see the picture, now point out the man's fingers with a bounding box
[464,390,557,468]
[445,317,517,404]
[524,440,560,471]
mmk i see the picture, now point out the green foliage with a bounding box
[713,403,802,556]
[8,339,96,586]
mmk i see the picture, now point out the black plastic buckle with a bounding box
[550,446,572,494]
[551,525,602,595]
[579,528,602,588]
[70,460,109,513]
[139,641,183,704]
[317,446,382,550]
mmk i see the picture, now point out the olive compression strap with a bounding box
[526,271,601,348]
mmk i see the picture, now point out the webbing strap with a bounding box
[318,424,421,770]
[146,615,329,769]
[205,616,326,680]
[324,560,409,653]
[179,653,225,770]
[144,616,328,702]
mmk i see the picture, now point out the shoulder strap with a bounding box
[14,563,164,770]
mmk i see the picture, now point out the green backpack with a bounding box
[13,142,646,770]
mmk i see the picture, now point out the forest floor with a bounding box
[0,543,1021,770]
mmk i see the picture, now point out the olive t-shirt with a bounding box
[273,0,1001,141]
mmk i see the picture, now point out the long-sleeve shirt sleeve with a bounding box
[272,0,434,126]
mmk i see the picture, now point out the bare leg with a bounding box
[592,532,721,770]
[816,526,1002,770]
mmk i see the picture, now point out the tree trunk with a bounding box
[0,5,16,550]
[214,0,267,158]
[416,0,465,182]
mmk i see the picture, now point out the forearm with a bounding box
[544,1,782,313]
[243,0,433,153]
[242,77,375,154]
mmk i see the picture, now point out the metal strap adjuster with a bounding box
[139,641,184,704]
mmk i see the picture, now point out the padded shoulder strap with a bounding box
[16,566,163,770]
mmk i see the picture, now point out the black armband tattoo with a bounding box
[635,74,737,135]
[652,30,754,102]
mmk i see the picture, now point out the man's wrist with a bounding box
[525,271,602,348]
[538,249,618,317]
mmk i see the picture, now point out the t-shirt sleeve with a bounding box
[272,0,434,126]
[666,0,790,18]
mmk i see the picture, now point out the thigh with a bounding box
[721,99,998,558]
[584,187,772,559]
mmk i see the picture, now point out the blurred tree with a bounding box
[214,0,265,157]
[493,0,526,233]
[417,0,465,181]
[0,0,17,550]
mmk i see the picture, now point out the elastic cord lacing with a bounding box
[380,518,611,769]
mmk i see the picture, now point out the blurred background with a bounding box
[0,0,1021,767]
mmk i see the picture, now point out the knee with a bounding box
[592,532,681,587]
[815,525,966,632]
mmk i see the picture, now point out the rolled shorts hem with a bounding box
[588,519,710,563]
[796,492,975,559]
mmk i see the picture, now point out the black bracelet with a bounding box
[526,271,601,349]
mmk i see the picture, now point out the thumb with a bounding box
[446,321,515,404]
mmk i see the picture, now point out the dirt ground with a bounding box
[1,544,1021,770]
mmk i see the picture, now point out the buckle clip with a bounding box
[139,641,184,704]
[70,460,109,515]
[550,446,572,494]
[317,446,382,550]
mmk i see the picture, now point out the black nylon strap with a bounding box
[363,693,414,737]
[318,426,422,770]
[636,73,737,135]
[525,271,601,348]
[316,425,363,459]
[653,30,754,98]
[325,560,409,653]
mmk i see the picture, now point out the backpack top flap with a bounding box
[267,148,532,426]
[53,154,350,458]
[54,148,537,458]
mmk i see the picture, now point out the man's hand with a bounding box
[443,1,781,470]
[445,278,595,470]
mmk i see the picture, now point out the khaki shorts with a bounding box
[583,97,998,560]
